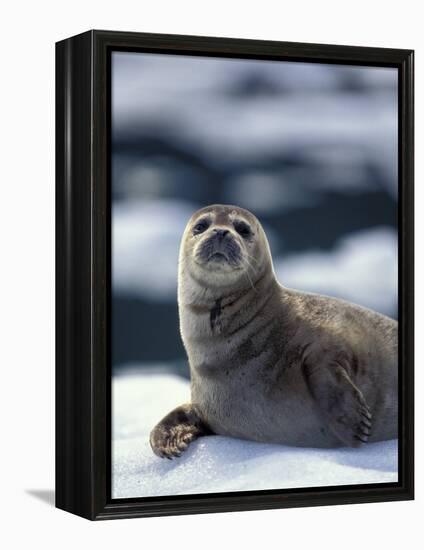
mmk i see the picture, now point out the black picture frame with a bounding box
[55,29,414,520]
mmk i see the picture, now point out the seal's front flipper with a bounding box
[304,362,372,447]
[149,403,211,459]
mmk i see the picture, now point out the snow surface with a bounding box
[112,370,398,499]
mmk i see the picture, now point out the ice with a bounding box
[113,201,397,318]
[112,53,397,195]
[112,371,398,499]
[275,227,398,317]
[112,199,196,300]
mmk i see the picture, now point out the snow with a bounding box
[112,370,398,499]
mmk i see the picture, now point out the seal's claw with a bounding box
[150,425,194,459]
[149,404,209,459]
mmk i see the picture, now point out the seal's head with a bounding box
[179,204,273,295]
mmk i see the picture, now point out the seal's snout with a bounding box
[213,228,229,241]
[196,229,242,267]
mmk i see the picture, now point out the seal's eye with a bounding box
[193,219,210,234]
[234,220,251,238]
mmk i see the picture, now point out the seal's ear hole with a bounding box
[193,219,210,235]
[233,220,252,239]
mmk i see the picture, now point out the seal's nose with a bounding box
[213,228,229,240]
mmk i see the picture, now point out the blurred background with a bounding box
[111,52,398,379]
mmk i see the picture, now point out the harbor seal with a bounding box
[150,204,398,458]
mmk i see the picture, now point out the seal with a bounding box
[150,204,398,458]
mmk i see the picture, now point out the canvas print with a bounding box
[111,51,398,499]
